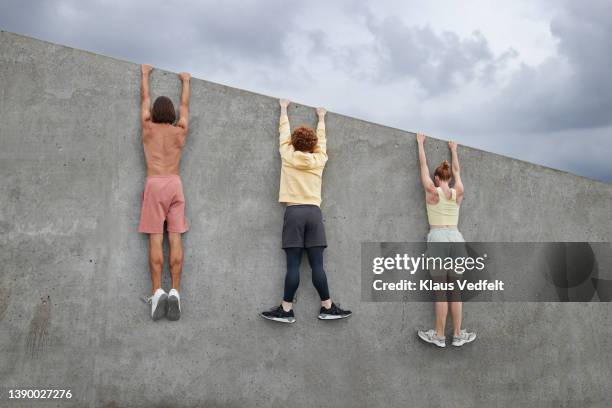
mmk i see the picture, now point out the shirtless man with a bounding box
[139,64,190,321]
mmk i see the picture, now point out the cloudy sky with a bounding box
[2,0,611,182]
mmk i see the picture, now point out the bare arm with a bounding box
[417,133,436,195]
[176,72,190,131]
[140,64,152,124]
[448,141,464,204]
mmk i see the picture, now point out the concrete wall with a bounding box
[1,31,611,407]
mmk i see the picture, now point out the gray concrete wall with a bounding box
[1,31,611,407]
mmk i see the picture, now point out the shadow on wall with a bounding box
[543,243,612,301]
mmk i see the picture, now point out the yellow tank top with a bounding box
[426,187,460,226]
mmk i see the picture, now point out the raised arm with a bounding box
[313,107,327,156]
[140,64,153,124]
[448,141,464,204]
[176,72,191,131]
[416,133,437,195]
[279,99,291,149]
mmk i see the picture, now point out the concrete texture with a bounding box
[0,31,611,407]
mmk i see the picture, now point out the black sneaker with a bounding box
[318,303,352,320]
[260,305,296,324]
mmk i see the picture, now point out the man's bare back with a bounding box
[142,123,186,176]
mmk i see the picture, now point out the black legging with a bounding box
[283,246,330,302]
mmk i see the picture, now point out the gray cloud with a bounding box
[464,0,612,133]
[0,0,300,74]
[299,13,517,96]
[367,17,513,95]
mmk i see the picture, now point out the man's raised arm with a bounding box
[176,72,191,131]
[141,64,153,124]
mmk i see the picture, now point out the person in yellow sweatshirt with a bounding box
[260,99,352,323]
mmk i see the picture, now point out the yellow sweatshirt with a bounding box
[278,114,327,206]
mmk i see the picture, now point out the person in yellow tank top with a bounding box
[415,133,477,348]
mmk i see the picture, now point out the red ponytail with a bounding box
[434,160,451,181]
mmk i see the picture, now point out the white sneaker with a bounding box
[167,288,181,321]
[149,288,168,321]
[452,330,477,346]
[417,329,446,348]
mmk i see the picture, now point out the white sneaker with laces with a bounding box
[167,288,181,321]
[149,288,168,321]
[417,329,446,348]
[452,329,477,346]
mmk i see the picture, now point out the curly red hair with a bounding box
[291,126,318,152]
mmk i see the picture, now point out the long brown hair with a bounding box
[151,96,176,124]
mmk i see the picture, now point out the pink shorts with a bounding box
[138,175,188,234]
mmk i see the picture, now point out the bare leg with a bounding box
[450,301,462,336]
[281,300,293,312]
[168,232,184,291]
[149,233,164,294]
[434,301,448,337]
